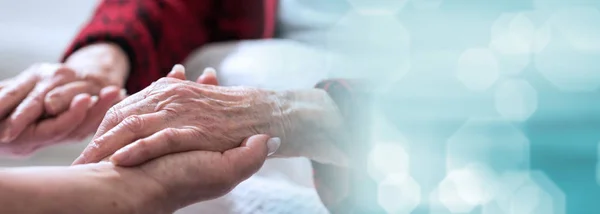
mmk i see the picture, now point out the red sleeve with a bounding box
[62,0,216,93]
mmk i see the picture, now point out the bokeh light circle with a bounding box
[446,118,530,172]
[367,142,410,182]
[456,48,500,91]
[326,11,411,89]
[534,6,600,92]
[438,163,499,213]
[377,174,421,214]
[483,171,566,214]
[494,79,538,121]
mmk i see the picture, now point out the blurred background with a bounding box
[2,0,600,213]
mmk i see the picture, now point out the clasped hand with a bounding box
[0,63,122,156]
[74,65,282,213]
[73,65,287,166]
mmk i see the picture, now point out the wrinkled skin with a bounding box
[73,76,288,166]
[0,63,121,157]
[0,62,215,157]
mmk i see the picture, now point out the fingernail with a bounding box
[266,137,281,157]
[119,89,127,99]
[0,129,11,143]
[0,126,16,143]
[168,69,177,76]
[89,96,99,108]
[202,67,217,76]
[72,154,86,165]
[169,64,186,76]
[46,97,59,113]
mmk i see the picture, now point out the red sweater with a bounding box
[62,0,361,211]
[63,0,277,93]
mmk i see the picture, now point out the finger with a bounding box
[0,74,37,120]
[99,73,185,117]
[36,93,92,143]
[111,127,207,166]
[0,70,76,143]
[73,111,169,165]
[44,81,102,115]
[89,94,155,142]
[166,64,186,80]
[66,86,122,140]
[196,67,219,85]
[222,135,278,182]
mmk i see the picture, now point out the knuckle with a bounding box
[189,127,211,144]
[156,77,170,83]
[106,107,124,124]
[168,129,186,149]
[122,115,145,132]
[162,128,179,141]
[135,139,152,157]
[161,128,185,151]
[157,77,180,84]
[52,65,75,77]
[171,83,193,94]
[46,90,62,100]
[28,94,44,105]
[5,88,19,97]
[160,108,180,120]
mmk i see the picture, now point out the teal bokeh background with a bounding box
[330,0,600,213]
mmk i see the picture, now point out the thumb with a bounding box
[223,135,280,181]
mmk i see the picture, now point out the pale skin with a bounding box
[0,43,128,156]
[0,134,274,214]
[73,72,349,167]
[0,43,217,157]
[0,47,275,213]
[0,42,347,165]
[0,42,349,211]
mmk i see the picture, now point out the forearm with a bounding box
[64,43,130,87]
[275,89,349,166]
[0,164,143,214]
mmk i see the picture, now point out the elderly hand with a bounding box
[73,65,348,167]
[73,72,287,165]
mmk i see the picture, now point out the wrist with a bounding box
[273,89,348,165]
[64,42,130,87]
[80,163,171,214]
[0,164,139,214]
[52,164,141,214]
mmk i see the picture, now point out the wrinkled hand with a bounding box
[73,67,287,166]
[0,63,122,156]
